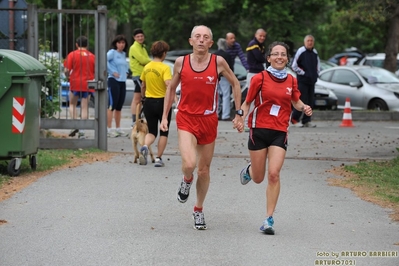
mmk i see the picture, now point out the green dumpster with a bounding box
[0,49,47,176]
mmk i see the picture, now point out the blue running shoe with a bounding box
[240,163,252,185]
[154,157,164,167]
[260,216,275,235]
[139,145,148,165]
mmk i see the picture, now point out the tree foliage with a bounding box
[26,0,399,72]
[135,0,334,52]
[323,0,399,70]
[27,0,131,22]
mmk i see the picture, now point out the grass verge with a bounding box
[328,149,399,222]
[345,158,399,204]
[0,148,109,188]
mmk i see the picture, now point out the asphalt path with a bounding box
[1,111,399,266]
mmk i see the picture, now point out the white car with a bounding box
[358,53,399,76]
[316,65,399,111]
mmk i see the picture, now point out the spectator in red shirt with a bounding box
[63,36,95,138]
[339,55,348,66]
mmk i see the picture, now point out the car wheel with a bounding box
[368,99,388,111]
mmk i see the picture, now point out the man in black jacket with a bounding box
[291,35,320,127]
[246,28,267,88]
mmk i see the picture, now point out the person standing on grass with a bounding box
[138,41,172,167]
[160,25,244,230]
[63,36,95,139]
[107,35,129,137]
[239,41,313,235]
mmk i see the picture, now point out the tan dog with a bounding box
[131,102,155,164]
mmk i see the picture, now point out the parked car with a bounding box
[327,47,364,65]
[320,60,337,70]
[316,65,399,111]
[286,67,338,110]
[239,68,338,110]
[357,53,399,76]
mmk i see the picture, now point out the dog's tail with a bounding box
[136,101,143,120]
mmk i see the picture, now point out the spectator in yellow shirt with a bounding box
[138,41,172,167]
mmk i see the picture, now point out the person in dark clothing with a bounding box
[244,29,267,131]
[214,38,234,69]
[214,38,234,120]
[246,29,267,76]
[291,35,320,128]
[225,32,249,71]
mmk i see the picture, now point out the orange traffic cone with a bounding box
[340,98,354,127]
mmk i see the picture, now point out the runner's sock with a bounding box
[184,175,193,183]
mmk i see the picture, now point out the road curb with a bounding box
[313,111,399,121]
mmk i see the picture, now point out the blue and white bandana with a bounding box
[266,66,287,79]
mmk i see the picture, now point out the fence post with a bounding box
[96,5,108,151]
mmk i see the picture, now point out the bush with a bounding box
[38,43,62,118]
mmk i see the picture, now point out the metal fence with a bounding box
[0,4,109,150]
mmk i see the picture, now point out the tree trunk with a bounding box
[384,5,399,73]
[122,22,133,47]
[108,18,118,48]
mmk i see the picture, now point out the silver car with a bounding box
[357,53,399,76]
[286,67,338,110]
[316,65,399,111]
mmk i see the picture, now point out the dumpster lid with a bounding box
[0,49,48,76]
[0,50,48,101]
